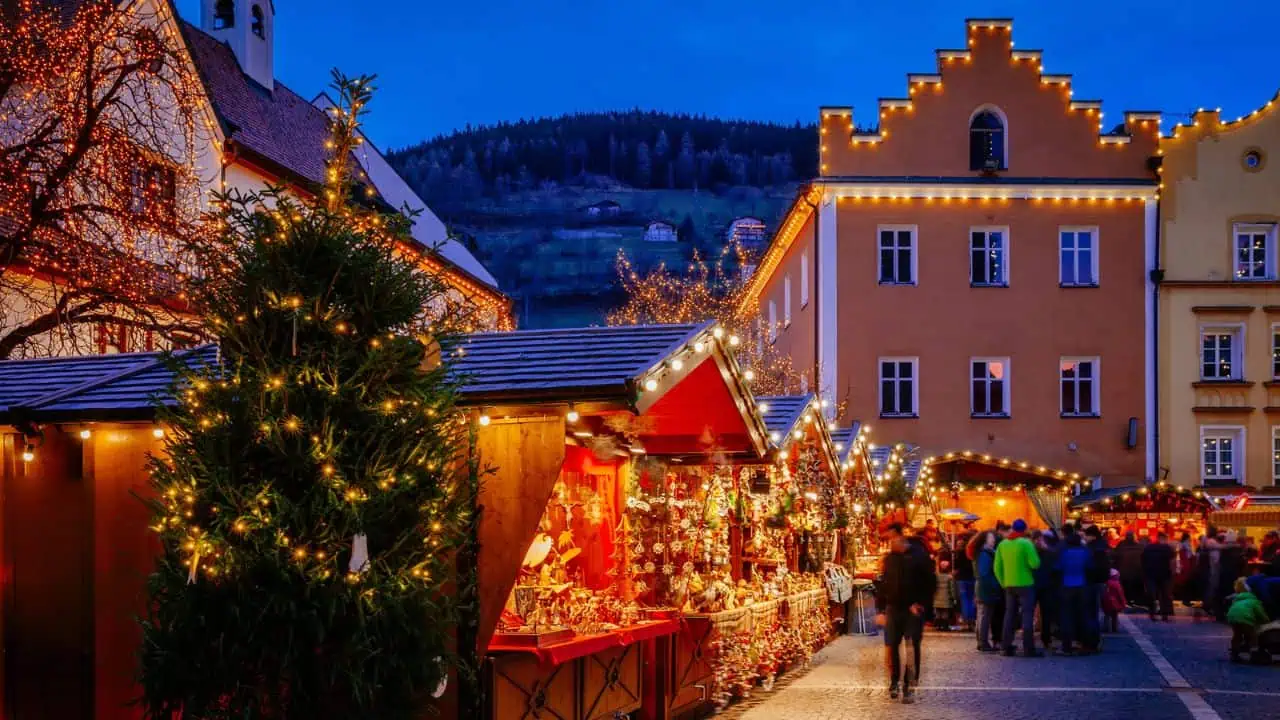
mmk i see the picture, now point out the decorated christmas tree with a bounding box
[138,73,478,719]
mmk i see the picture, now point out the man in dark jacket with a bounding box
[876,524,936,704]
[1114,531,1146,609]
[1034,530,1060,651]
[1083,526,1112,652]
[1141,532,1176,621]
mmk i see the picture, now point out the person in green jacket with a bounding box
[994,519,1043,657]
[1227,577,1270,663]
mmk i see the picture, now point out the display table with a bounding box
[488,620,679,720]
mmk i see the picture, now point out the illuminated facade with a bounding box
[741,19,1160,486]
[1157,93,1280,488]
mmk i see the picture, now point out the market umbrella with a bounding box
[937,509,980,553]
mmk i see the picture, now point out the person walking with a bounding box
[954,531,977,632]
[1142,531,1176,622]
[875,524,936,704]
[995,519,1043,657]
[1056,531,1094,655]
[974,531,1001,652]
[1083,525,1112,652]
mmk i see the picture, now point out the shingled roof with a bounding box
[755,394,816,443]
[829,422,862,464]
[0,346,218,423]
[450,323,708,405]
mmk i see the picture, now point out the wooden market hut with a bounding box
[451,322,772,720]
[829,423,878,568]
[924,450,1087,530]
[1211,494,1280,539]
[0,346,217,720]
[1069,483,1219,541]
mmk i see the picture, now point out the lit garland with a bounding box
[0,0,212,358]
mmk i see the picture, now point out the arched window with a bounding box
[969,108,1007,171]
[213,0,234,29]
[251,5,265,38]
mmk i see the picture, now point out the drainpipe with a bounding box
[1152,194,1162,482]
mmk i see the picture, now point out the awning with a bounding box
[1213,509,1280,527]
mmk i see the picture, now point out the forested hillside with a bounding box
[387,110,819,207]
[385,111,820,328]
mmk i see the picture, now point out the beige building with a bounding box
[1158,92,1280,489]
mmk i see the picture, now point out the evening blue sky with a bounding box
[176,0,1279,152]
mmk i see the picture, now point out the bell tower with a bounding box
[200,0,274,90]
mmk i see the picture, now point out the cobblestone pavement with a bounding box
[719,608,1279,720]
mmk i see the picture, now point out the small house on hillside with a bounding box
[644,220,677,243]
[579,200,622,218]
[727,216,768,250]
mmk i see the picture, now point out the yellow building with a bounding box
[1158,92,1280,490]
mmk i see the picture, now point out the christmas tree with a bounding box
[138,73,478,719]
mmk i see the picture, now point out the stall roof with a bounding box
[1069,484,1219,511]
[870,445,925,489]
[449,323,710,405]
[829,422,862,464]
[756,394,817,441]
[0,346,219,424]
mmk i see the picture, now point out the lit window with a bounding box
[1201,427,1243,485]
[1060,228,1098,286]
[767,301,777,343]
[879,358,918,417]
[1273,327,1280,379]
[970,228,1007,287]
[971,358,1010,418]
[784,275,792,327]
[969,109,1006,171]
[1200,326,1243,381]
[1060,357,1099,417]
[1234,223,1277,280]
[878,226,916,285]
[1273,427,1280,486]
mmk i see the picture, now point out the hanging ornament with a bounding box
[432,657,448,698]
[187,547,200,585]
[349,533,369,573]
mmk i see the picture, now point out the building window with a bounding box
[126,161,177,221]
[213,0,235,28]
[1201,427,1243,486]
[879,358,918,418]
[251,5,265,37]
[783,275,792,327]
[767,301,777,343]
[1273,326,1280,379]
[1234,223,1277,280]
[1200,326,1243,381]
[1060,228,1098,286]
[800,252,810,308]
[1060,357,1099,417]
[969,109,1006,171]
[1273,427,1280,486]
[971,358,1010,417]
[970,228,1007,287]
[878,226,916,285]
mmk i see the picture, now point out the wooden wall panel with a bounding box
[475,417,565,652]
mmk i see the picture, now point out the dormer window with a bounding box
[969,108,1007,172]
[213,0,234,29]
[251,5,265,38]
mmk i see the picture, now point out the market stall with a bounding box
[1070,483,1218,542]
[926,450,1088,531]
[1211,494,1280,538]
[0,346,217,720]
[452,321,775,720]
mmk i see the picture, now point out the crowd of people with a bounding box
[874,519,1280,702]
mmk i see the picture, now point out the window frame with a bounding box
[877,224,918,286]
[1233,222,1278,281]
[1272,324,1280,380]
[783,274,792,327]
[1059,356,1101,418]
[1273,426,1280,486]
[878,356,919,419]
[968,105,1009,172]
[800,252,810,308]
[1200,425,1245,486]
[767,300,777,343]
[969,226,1010,287]
[1059,226,1100,287]
[1199,324,1245,381]
[970,356,1012,418]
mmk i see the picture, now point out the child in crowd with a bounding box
[934,560,958,630]
[1227,577,1271,663]
[1102,568,1127,633]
